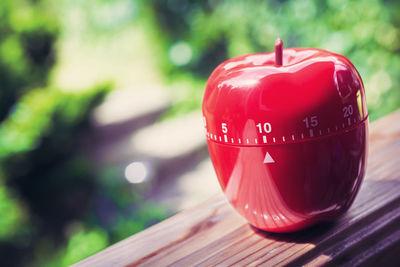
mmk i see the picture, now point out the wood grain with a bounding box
[75,109,400,267]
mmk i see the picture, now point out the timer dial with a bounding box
[203,39,368,232]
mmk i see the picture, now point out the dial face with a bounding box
[202,48,368,146]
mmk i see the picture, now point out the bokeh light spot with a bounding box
[169,41,192,66]
[124,162,148,184]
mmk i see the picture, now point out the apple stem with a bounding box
[275,38,283,66]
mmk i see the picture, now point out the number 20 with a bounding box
[343,105,353,118]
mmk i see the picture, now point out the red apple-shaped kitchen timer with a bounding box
[202,38,368,233]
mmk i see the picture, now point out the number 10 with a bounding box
[256,122,272,133]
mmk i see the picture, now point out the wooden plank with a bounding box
[75,109,400,267]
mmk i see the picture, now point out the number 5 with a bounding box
[222,123,228,133]
[310,116,318,127]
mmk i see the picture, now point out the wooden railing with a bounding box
[76,109,400,266]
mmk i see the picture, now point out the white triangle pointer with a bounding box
[263,152,275,164]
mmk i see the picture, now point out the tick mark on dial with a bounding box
[238,138,241,144]
[224,135,228,142]
[219,136,221,141]
[246,139,249,144]
[231,138,234,143]
[319,130,322,135]
[327,128,330,133]
[348,118,351,126]
[301,133,304,139]
[273,137,276,142]
[255,138,258,144]
[282,136,285,142]
[263,136,267,143]
[309,129,314,137]
[292,134,295,140]
[335,125,338,131]
[342,123,345,128]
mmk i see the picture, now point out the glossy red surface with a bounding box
[202,47,368,232]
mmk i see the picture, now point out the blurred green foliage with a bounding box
[0,82,113,266]
[140,0,400,121]
[0,0,166,266]
[0,0,57,122]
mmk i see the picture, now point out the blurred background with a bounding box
[0,0,399,265]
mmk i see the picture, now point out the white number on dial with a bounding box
[303,116,318,128]
[343,105,353,118]
[222,123,228,133]
[256,122,272,133]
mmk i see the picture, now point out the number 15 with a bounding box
[303,116,318,128]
